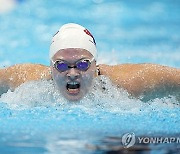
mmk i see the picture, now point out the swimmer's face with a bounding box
[51,48,96,101]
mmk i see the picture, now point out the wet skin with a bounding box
[51,48,97,101]
[0,54,179,101]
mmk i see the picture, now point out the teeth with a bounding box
[67,81,80,90]
[68,82,79,85]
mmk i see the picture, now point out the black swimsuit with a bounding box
[96,65,101,76]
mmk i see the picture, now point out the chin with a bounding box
[64,88,89,102]
[64,92,85,101]
[66,95,83,101]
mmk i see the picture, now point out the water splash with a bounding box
[0,77,179,153]
[0,76,179,112]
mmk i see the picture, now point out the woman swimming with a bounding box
[0,23,179,101]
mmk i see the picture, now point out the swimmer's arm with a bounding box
[0,64,51,93]
[0,69,10,95]
[99,64,180,101]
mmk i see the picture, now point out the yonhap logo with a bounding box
[121,133,180,148]
[122,133,136,148]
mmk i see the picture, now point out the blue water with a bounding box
[0,0,180,153]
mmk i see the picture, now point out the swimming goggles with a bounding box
[52,58,94,72]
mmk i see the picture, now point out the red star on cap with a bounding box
[84,29,96,45]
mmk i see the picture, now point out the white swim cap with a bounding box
[50,23,97,60]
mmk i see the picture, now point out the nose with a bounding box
[67,68,80,80]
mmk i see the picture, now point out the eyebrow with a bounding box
[56,57,91,62]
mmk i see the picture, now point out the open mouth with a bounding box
[66,81,80,94]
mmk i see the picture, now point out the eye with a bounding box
[55,61,68,72]
[76,60,90,71]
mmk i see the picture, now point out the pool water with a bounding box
[0,0,180,153]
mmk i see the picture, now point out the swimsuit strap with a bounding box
[96,65,101,76]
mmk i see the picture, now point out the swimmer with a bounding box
[0,23,179,101]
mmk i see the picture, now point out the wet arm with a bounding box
[0,64,51,93]
[99,64,180,100]
[0,68,10,95]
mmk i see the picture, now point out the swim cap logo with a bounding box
[84,29,96,45]
[122,133,136,148]
[53,31,59,37]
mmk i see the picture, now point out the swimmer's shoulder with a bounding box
[3,63,50,70]
[99,63,180,76]
[4,63,51,79]
[1,63,52,90]
[98,63,145,77]
[98,63,180,99]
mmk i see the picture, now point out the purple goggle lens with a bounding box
[54,59,91,72]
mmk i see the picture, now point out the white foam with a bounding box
[0,76,179,113]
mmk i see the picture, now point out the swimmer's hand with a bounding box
[0,64,51,95]
[99,64,180,101]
